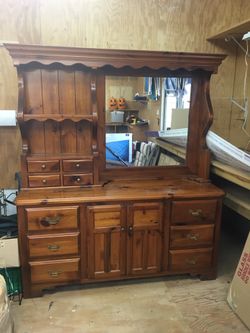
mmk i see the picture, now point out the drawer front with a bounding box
[171,200,217,224]
[169,248,213,271]
[30,258,80,284]
[28,233,79,258]
[62,159,92,172]
[170,224,214,249]
[63,174,93,186]
[26,206,78,231]
[28,175,60,187]
[132,202,162,227]
[27,160,60,173]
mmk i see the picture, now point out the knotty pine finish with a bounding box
[5,44,225,297]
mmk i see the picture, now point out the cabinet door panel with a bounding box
[87,205,126,279]
[128,202,163,275]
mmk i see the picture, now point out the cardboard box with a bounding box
[0,238,20,268]
[227,232,250,329]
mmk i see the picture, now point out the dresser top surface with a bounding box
[16,177,224,206]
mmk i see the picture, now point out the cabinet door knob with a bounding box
[121,226,126,232]
[128,225,133,236]
[41,164,46,169]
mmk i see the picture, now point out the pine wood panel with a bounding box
[41,69,59,114]
[0,0,247,187]
[23,70,43,114]
[58,70,76,114]
[87,204,126,279]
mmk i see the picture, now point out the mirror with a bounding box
[105,76,191,168]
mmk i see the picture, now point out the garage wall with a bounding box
[0,0,249,187]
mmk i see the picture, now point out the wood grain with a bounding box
[0,0,248,187]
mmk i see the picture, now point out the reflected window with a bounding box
[105,76,191,168]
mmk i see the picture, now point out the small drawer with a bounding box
[30,258,80,284]
[28,233,79,258]
[28,175,60,187]
[27,160,60,173]
[63,174,93,186]
[171,200,217,225]
[170,224,214,249]
[26,206,79,231]
[132,202,163,227]
[169,248,213,271]
[62,159,92,172]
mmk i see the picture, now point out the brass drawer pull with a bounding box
[48,271,62,278]
[47,244,60,251]
[186,233,199,241]
[189,209,203,218]
[40,216,61,227]
[186,258,197,265]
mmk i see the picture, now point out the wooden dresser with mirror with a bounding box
[5,44,226,298]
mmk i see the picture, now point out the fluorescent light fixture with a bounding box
[242,31,250,41]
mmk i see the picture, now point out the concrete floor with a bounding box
[10,228,249,333]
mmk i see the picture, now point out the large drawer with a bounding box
[26,206,79,231]
[63,174,93,186]
[30,258,80,284]
[170,224,214,249]
[28,175,60,187]
[171,200,217,224]
[27,160,60,173]
[169,248,213,271]
[62,159,92,172]
[28,232,79,258]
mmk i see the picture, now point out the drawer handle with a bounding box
[186,258,197,265]
[40,216,61,226]
[48,244,60,251]
[41,164,46,169]
[76,177,81,183]
[75,163,80,168]
[48,271,62,278]
[186,233,199,241]
[42,179,47,184]
[189,209,203,218]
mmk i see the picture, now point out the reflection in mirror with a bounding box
[105,76,191,168]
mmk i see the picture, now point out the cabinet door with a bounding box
[87,205,126,279]
[127,202,163,275]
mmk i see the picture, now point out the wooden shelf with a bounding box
[207,19,250,40]
[19,114,95,122]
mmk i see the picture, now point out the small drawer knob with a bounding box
[42,179,47,184]
[41,164,46,169]
[75,163,80,168]
[76,177,81,183]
